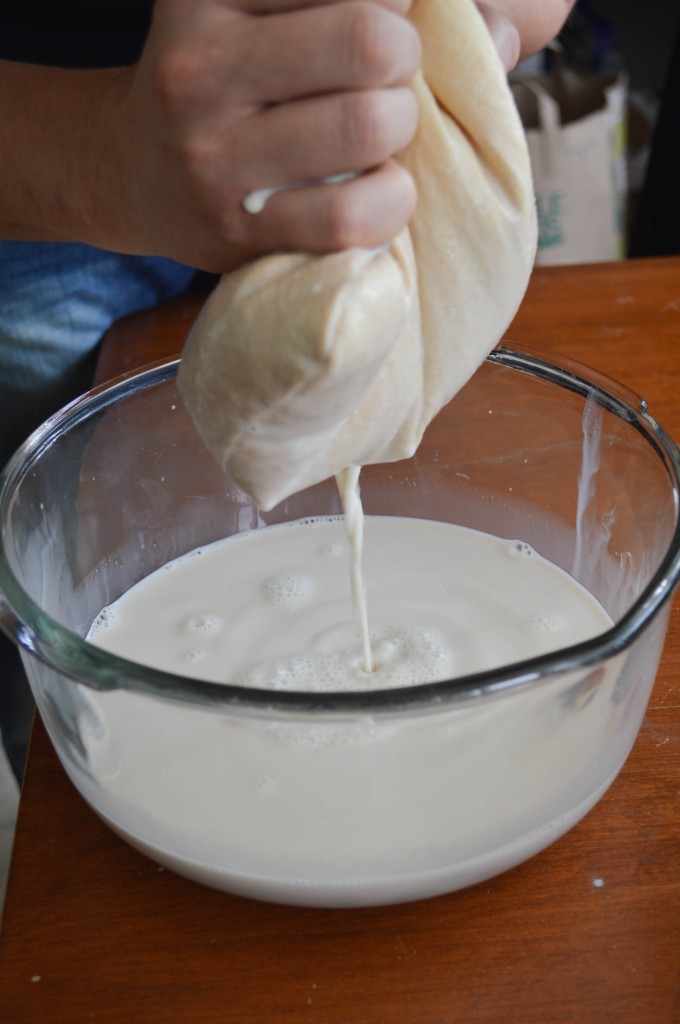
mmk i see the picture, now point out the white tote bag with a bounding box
[511,67,627,265]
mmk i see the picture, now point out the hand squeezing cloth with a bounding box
[178,0,538,510]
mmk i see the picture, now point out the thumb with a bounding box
[476,3,521,72]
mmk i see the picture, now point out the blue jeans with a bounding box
[0,240,197,471]
[0,240,198,779]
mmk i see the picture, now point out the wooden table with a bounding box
[1,257,679,1023]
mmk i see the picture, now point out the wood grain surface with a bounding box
[1,257,678,1024]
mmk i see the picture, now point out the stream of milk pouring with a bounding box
[335,467,374,674]
[573,393,604,582]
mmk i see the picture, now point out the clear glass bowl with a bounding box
[1,345,678,908]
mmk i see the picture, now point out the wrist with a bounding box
[0,62,133,248]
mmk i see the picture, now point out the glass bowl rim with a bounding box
[1,344,679,716]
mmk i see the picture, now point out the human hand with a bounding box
[101,0,421,272]
[476,2,520,72]
[477,0,576,71]
[0,0,572,267]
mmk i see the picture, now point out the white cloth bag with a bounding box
[511,69,627,265]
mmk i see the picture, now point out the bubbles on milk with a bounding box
[184,648,207,664]
[369,625,451,686]
[528,613,568,635]
[236,624,452,693]
[183,614,223,638]
[262,573,313,611]
[237,653,350,692]
[88,605,119,639]
[507,539,536,560]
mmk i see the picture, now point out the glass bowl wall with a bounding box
[0,346,678,907]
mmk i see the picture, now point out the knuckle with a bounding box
[323,188,364,250]
[343,91,394,160]
[345,3,398,82]
[152,46,205,109]
[344,2,420,84]
[322,165,417,250]
[175,135,213,178]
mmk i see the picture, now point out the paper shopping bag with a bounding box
[511,66,627,264]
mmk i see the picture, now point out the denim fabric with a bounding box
[0,240,196,782]
[0,240,196,471]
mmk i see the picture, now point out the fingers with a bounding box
[476,3,520,71]
[136,0,535,269]
[235,160,417,255]
[124,0,421,269]
[477,0,576,65]
[234,87,418,189]
[240,3,421,104]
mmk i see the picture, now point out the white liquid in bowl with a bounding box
[68,516,640,907]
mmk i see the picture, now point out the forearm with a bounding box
[0,60,128,246]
